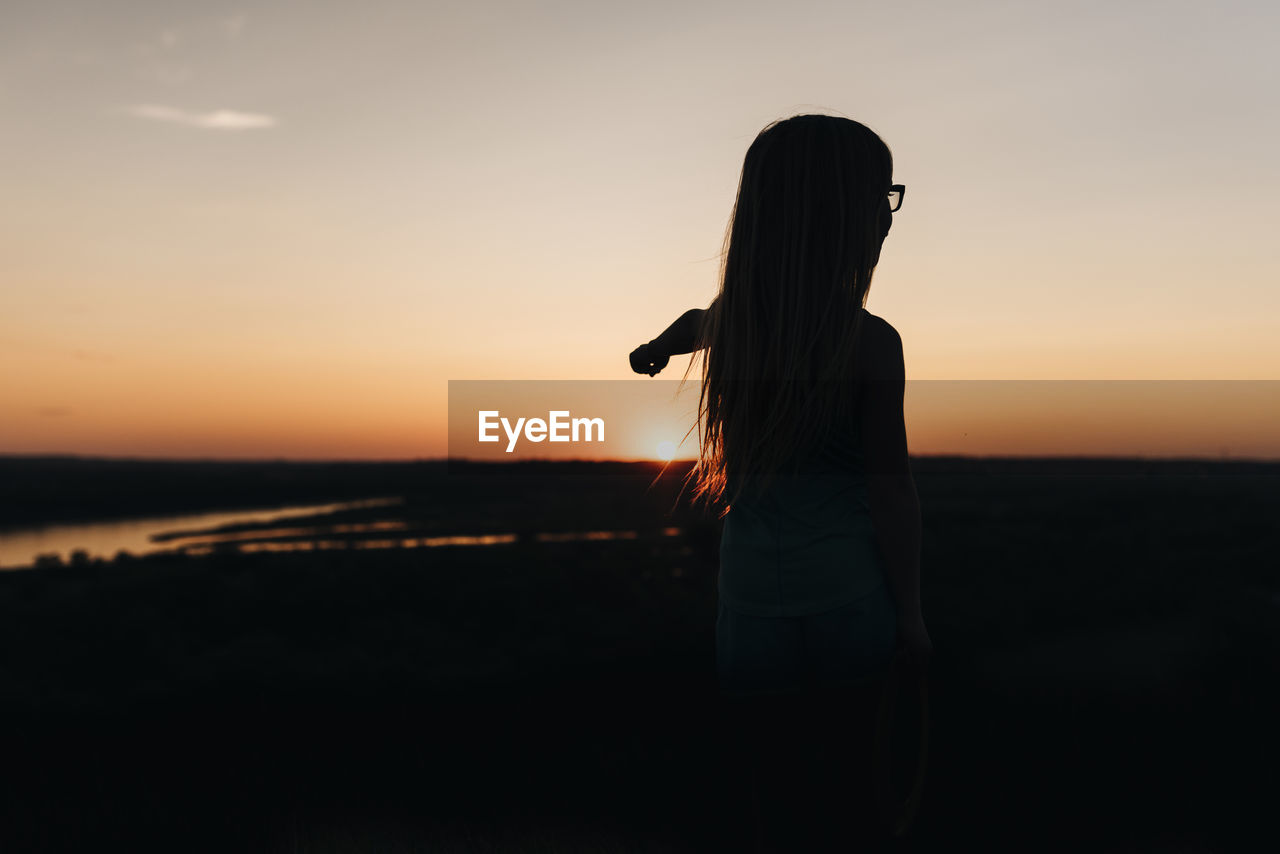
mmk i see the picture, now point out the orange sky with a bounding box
[445,380,1280,462]
[2,1,1278,461]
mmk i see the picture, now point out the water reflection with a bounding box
[0,498,401,570]
[183,533,523,556]
[2,493,689,568]
[153,519,410,544]
[177,527,683,555]
[535,530,639,542]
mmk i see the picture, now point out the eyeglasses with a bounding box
[887,184,906,213]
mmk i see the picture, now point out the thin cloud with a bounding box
[72,348,115,364]
[222,14,248,38]
[126,103,277,130]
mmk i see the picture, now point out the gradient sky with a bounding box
[2,0,1278,460]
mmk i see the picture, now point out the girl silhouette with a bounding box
[630,114,930,851]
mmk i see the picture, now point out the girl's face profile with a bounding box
[869,193,893,270]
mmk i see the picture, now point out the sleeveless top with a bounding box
[718,410,886,617]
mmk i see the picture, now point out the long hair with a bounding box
[689,114,893,511]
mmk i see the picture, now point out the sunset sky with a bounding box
[2,0,1278,460]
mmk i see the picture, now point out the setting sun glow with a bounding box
[656,441,677,461]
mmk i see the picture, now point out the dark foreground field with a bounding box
[1,457,1277,852]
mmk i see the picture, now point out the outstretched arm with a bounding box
[629,300,714,376]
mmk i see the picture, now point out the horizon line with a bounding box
[3,452,1280,466]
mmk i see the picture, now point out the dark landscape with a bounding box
[1,454,1277,852]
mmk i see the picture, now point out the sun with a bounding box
[655,440,677,461]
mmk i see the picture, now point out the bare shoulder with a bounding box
[856,310,904,379]
[859,310,901,348]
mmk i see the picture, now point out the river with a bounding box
[0,497,401,570]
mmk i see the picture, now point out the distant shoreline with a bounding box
[2,454,1276,531]
[5,452,1280,465]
